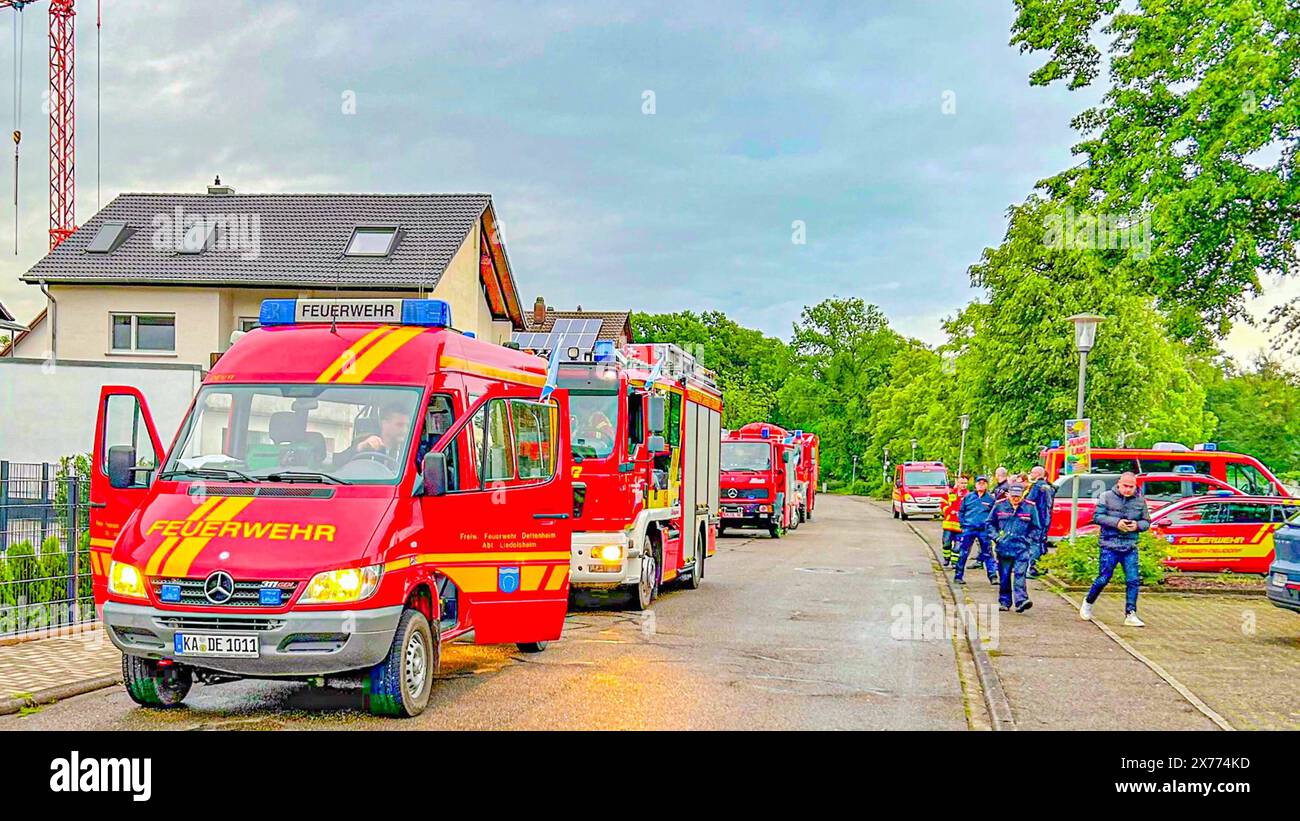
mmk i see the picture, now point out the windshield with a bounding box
[161,384,421,485]
[904,469,947,487]
[570,393,620,459]
[722,442,771,472]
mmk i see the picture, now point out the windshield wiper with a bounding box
[158,467,260,483]
[264,471,350,485]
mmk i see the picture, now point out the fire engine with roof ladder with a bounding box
[88,297,579,717]
[552,339,723,611]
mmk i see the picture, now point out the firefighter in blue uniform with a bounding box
[990,482,1042,612]
[1025,464,1055,577]
[954,475,997,585]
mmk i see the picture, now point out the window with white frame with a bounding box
[111,313,176,353]
[238,316,260,332]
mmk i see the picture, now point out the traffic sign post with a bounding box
[1065,418,1092,545]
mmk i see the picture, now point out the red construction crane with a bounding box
[3,0,78,250]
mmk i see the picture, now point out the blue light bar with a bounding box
[1197,442,1218,451]
[760,427,770,439]
[594,340,616,363]
[258,298,452,328]
[1050,439,1061,448]
[1174,464,1196,474]
[401,299,452,327]
[259,299,298,326]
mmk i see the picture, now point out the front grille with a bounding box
[155,615,286,632]
[151,577,300,608]
[187,485,334,499]
[723,488,769,500]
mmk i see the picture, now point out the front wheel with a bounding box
[686,531,705,590]
[628,537,657,610]
[123,655,192,708]
[365,608,437,717]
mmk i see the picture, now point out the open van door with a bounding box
[89,386,165,610]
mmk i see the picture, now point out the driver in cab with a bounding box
[340,403,411,466]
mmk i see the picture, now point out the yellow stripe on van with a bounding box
[316,326,395,384]
[438,355,548,388]
[334,326,427,384]
[160,497,256,577]
[144,497,224,575]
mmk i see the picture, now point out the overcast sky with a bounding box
[0,0,1286,361]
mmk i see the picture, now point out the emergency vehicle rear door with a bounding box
[89,386,166,599]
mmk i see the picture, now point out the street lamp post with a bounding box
[958,414,970,477]
[851,455,859,487]
[1066,314,1105,544]
[910,438,918,461]
[882,447,890,485]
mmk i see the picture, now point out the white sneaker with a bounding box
[1079,601,1094,620]
[1124,612,1145,628]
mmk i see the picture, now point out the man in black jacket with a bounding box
[1080,472,1150,627]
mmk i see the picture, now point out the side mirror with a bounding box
[1156,518,1172,527]
[647,434,668,455]
[421,452,448,497]
[647,395,666,434]
[572,482,587,519]
[107,445,136,489]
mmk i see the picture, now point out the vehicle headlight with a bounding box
[593,544,624,563]
[1272,572,1288,588]
[904,493,915,502]
[108,561,148,599]
[300,565,383,604]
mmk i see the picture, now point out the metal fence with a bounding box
[0,461,95,637]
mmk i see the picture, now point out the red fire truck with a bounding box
[720,422,801,538]
[561,342,723,610]
[791,430,819,522]
[88,298,575,717]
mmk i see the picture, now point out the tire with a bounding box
[365,607,437,718]
[798,506,806,524]
[900,509,910,521]
[122,655,192,708]
[686,528,705,590]
[892,505,900,519]
[516,641,548,653]
[628,535,657,611]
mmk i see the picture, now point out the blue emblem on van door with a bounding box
[498,566,520,594]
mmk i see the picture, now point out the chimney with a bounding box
[207,175,234,195]
[532,296,546,326]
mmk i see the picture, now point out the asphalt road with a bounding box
[0,495,968,730]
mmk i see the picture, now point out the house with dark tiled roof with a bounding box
[3,181,527,366]
[519,296,632,350]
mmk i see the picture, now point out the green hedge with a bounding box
[1041,531,1174,586]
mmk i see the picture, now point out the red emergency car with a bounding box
[89,298,575,717]
[1150,494,1300,574]
[720,423,801,538]
[560,342,722,610]
[1046,471,1241,541]
[891,461,948,520]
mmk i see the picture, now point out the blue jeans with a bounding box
[955,531,996,581]
[1086,547,1140,613]
[997,551,1030,608]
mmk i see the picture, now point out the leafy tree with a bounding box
[949,197,1210,468]
[1011,0,1300,344]
[1197,355,1300,477]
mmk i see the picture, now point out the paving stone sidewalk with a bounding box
[1082,591,1300,730]
[0,626,121,709]
[905,515,1218,730]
